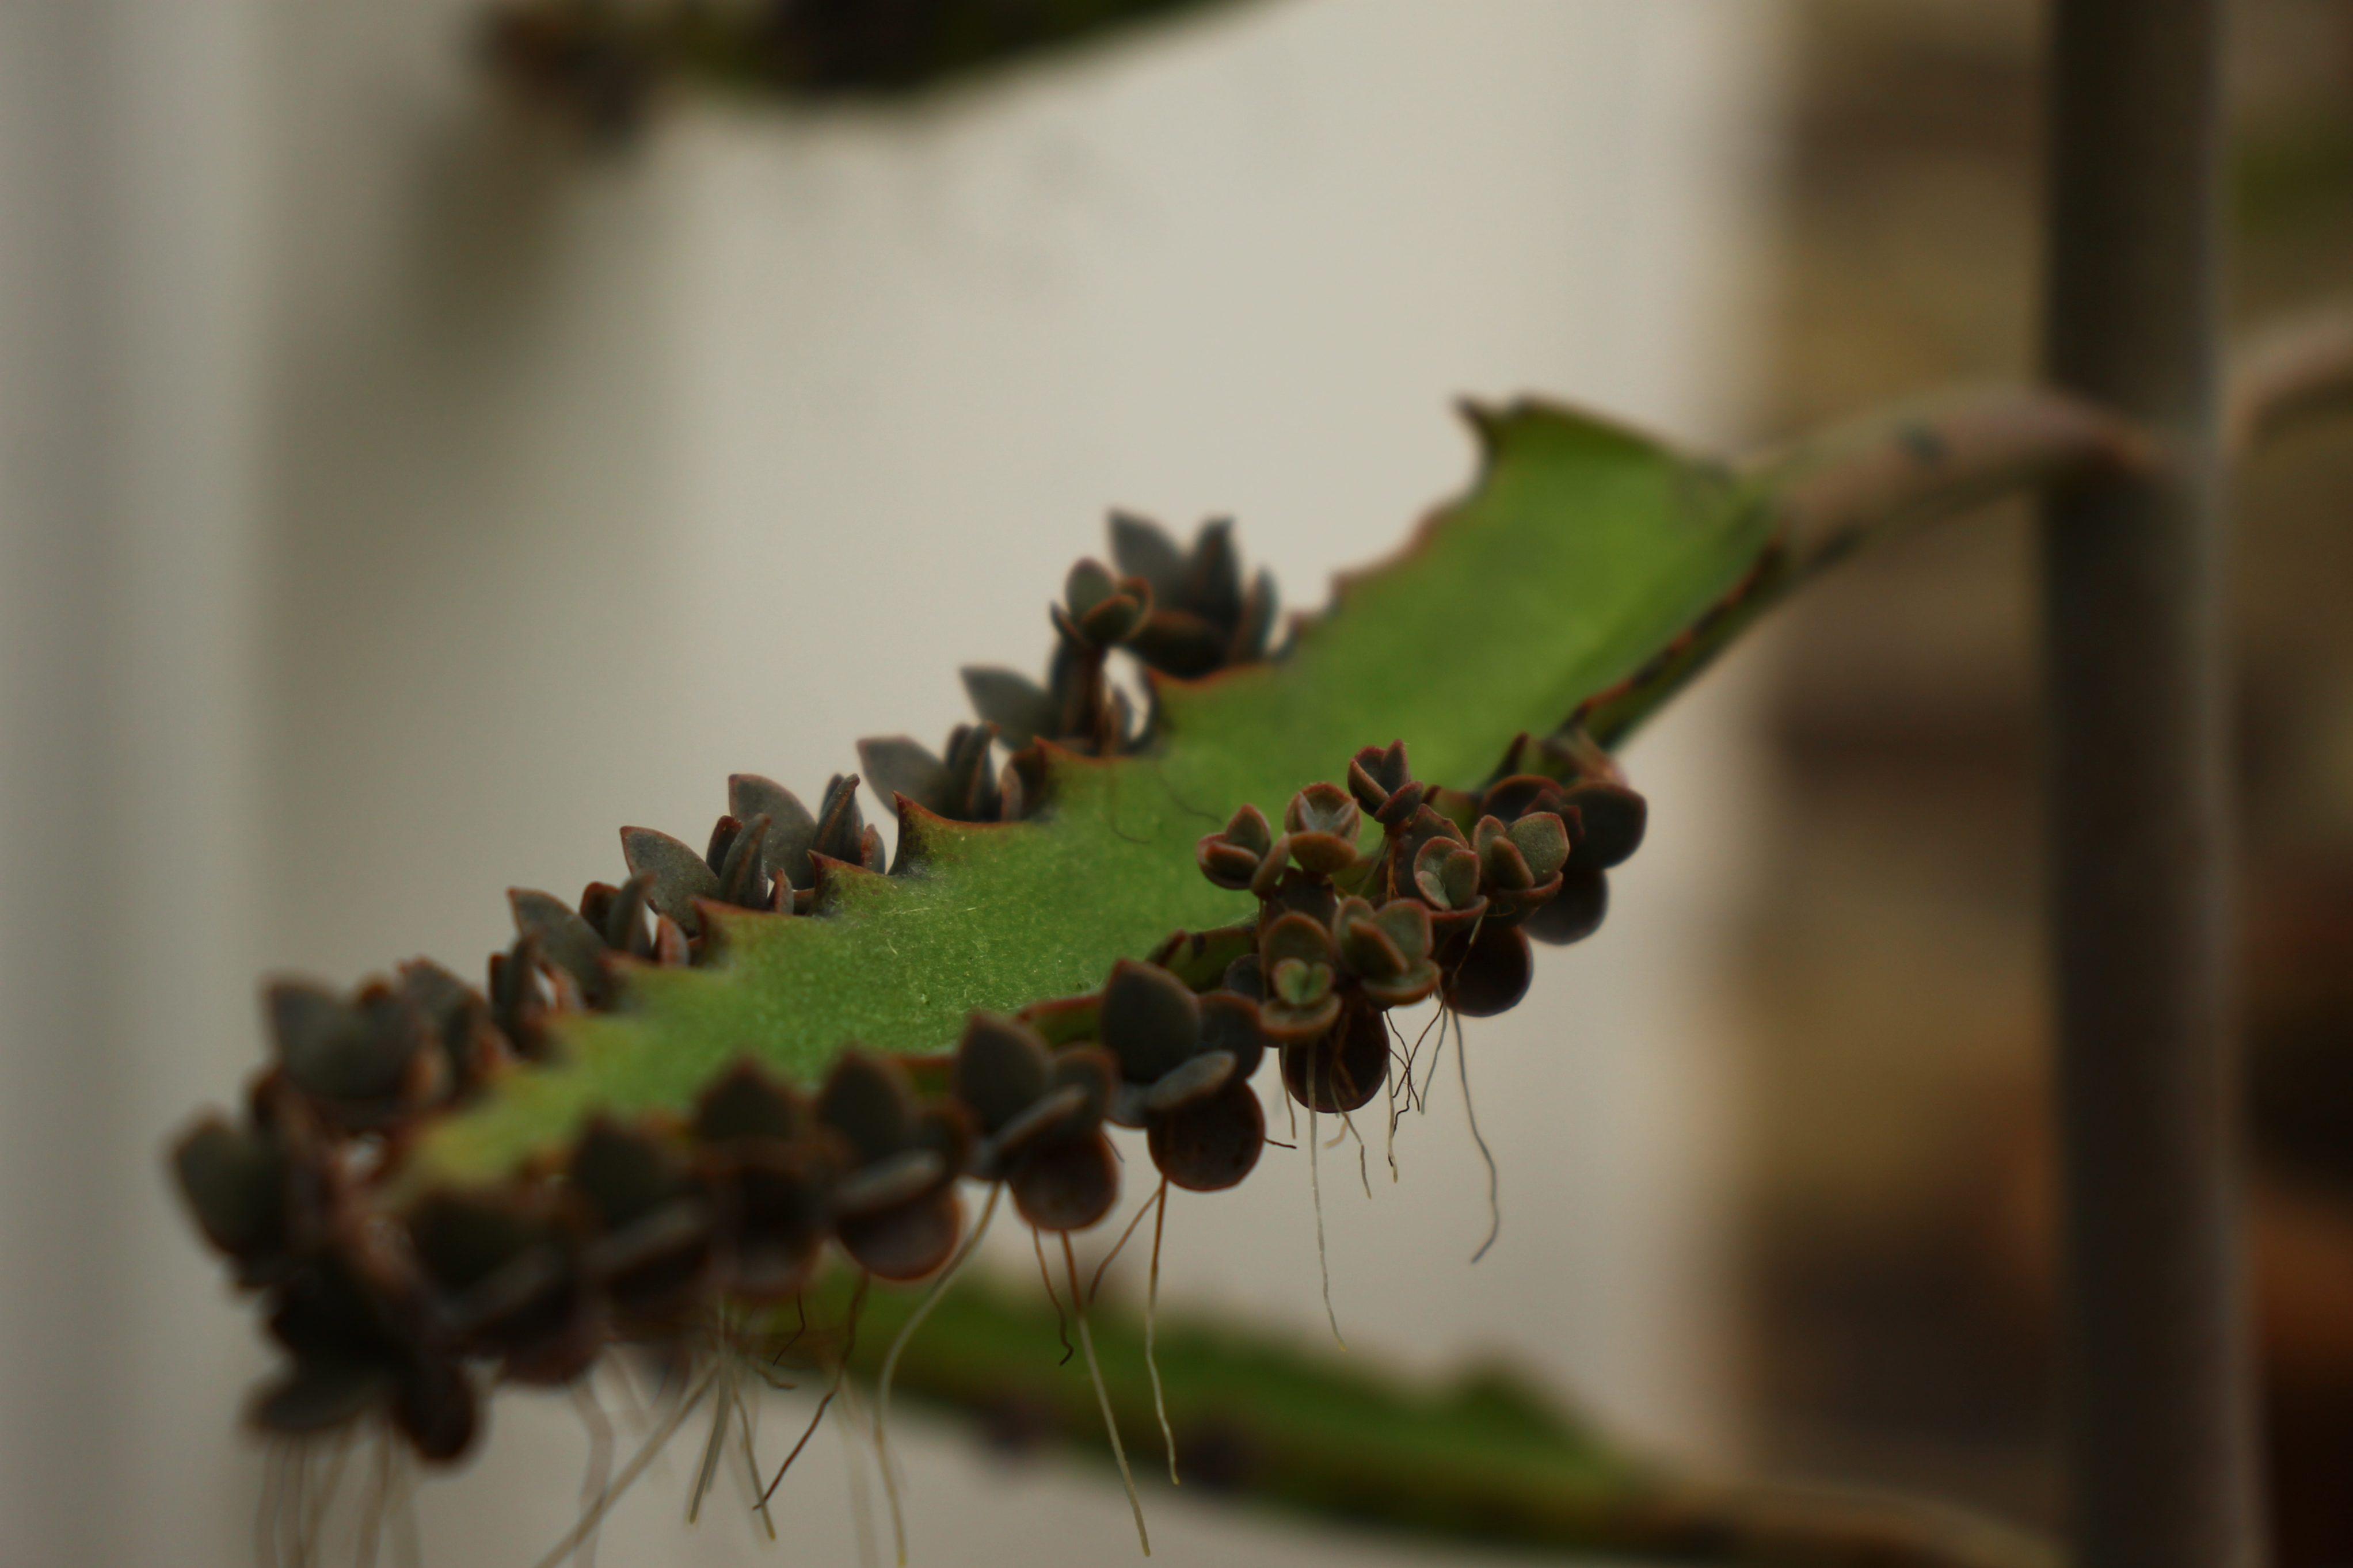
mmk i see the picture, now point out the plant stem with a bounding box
[2225,303,2353,459]
[2038,5,2263,1568]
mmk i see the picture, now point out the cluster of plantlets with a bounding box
[178,725,1637,1463]
[172,516,1281,1460]
[170,400,1784,1561]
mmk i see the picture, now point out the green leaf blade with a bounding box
[413,402,1775,1185]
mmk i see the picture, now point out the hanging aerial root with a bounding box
[1453,1010,1502,1264]
[1065,1232,1151,1556]
[1308,1108,1346,1350]
[877,1184,1003,1566]
[532,1368,718,1568]
[735,1374,776,1542]
[1033,1223,1075,1366]
[686,1359,733,1525]
[1088,1191,1162,1305]
[758,1272,869,1508]
[567,1379,614,1568]
[829,1379,884,1568]
[1146,1179,1178,1485]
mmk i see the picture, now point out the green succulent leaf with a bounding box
[415,403,1774,1184]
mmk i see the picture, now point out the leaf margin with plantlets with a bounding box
[411,399,1777,1184]
[167,393,1795,1477]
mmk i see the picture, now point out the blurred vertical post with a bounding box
[2039,5,2263,1568]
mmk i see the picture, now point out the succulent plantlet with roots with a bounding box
[169,405,1782,1561]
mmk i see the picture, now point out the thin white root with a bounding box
[736,1374,776,1542]
[1065,1232,1151,1556]
[568,1378,614,1568]
[1309,1108,1346,1349]
[1147,1180,1178,1486]
[837,1381,882,1568]
[1455,1010,1502,1263]
[686,1362,733,1524]
[530,1369,717,1568]
[878,1182,1002,1566]
[1340,1110,1372,1199]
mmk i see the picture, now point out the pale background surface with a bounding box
[0,2,1786,1563]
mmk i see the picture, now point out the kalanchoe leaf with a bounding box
[581,873,657,959]
[691,1059,808,1146]
[961,666,1059,751]
[1472,817,1535,891]
[811,773,886,873]
[397,958,508,1096]
[569,1121,713,1316]
[1264,962,1340,1041]
[1283,782,1362,877]
[816,1052,918,1166]
[1062,557,1152,647]
[486,934,554,1056]
[510,888,610,1001]
[1195,991,1267,1085]
[1122,608,1225,678]
[1191,519,1243,627]
[1507,811,1572,884]
[1414,837,1485,914]
[1064,557,1119,618]
[837,1188,962,1281]
[832,1148,949,1216]
[1249,835,1297,901]
[1147,1078,1265,1192]
[268,981,443,1129]
[1108,511,1189,598]
[1392,804,1469,887]
[407,1189,591,1382]
[705,1141,836,1300]
[952,1013,1054,1136]
[172,1116,287,1271]
[1480,772,1571,826]
[1233,567,1280,663]
[254,1358,393,1437]
[1351,899,1441,1008]
[713,813,772,907]
[1347,740,1425,825]
[1334,896,1408,981]
[941,724,1003,821]
[568,1119,696,1232]
[817,1051,969,1278]
[858,735,954,820]
[1526,867,1610,947]
[1447,924,1535,1018]
[1564,780,1647,870]
[1107,515,1280,678]
[1192,817,1263,892]
[620,826,722,928]
[171,398,1727,1465]
[1011,1130,1119,1232]
[726,774,818,890]
[1140,1050,1235,1116]
[1281,1001,1388,1113]
[1099,958,1201,1085]
[987,1081,1094,1161]
[1223,951,1265,1001]
[394,1358,479,1463]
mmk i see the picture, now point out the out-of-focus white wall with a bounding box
[0,2,1784,1563]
